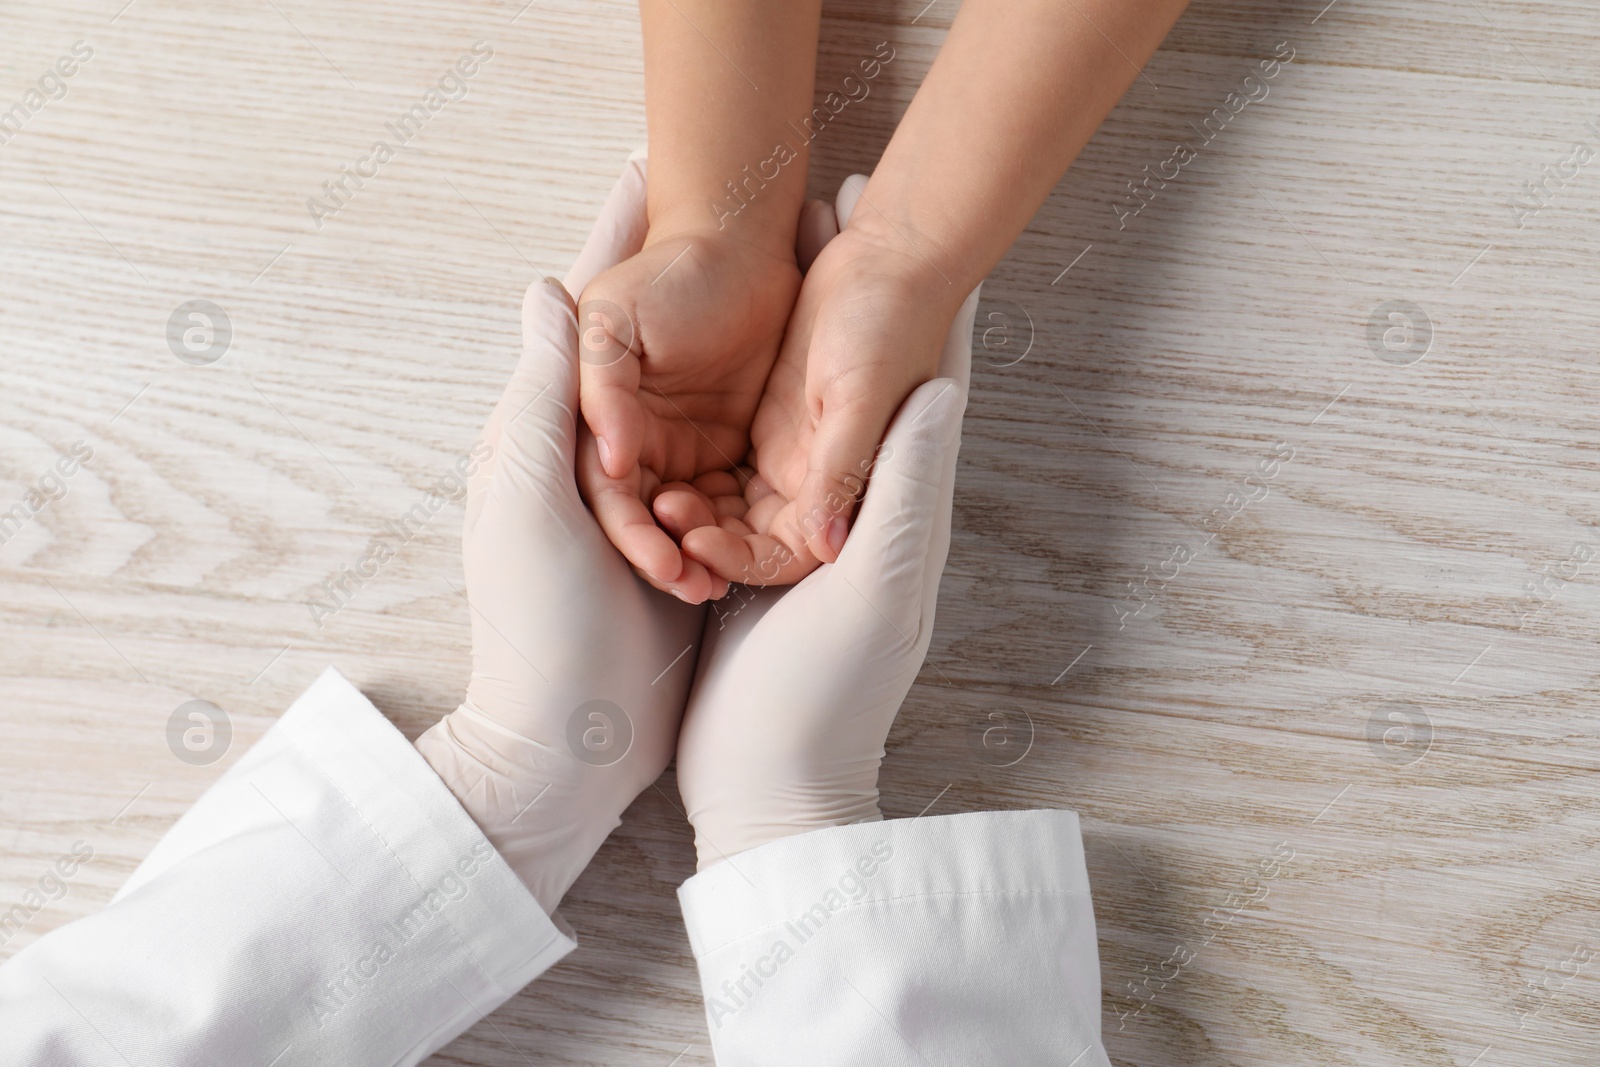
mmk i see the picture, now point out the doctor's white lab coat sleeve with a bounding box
[0,668,1111,1067]
[678,809,1110,1067]
[0,668,576,1066]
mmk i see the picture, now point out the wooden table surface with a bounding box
[2,0,1597,1063]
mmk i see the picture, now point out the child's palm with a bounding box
[681,227,954,586]
[575,228,800,602]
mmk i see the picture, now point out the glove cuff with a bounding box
[416,708,620,915]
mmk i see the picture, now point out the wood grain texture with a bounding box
[2,0,1597,1063]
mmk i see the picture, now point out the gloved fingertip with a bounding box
[796,198,840,273]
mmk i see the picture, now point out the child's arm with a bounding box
[637,0,822,249]
[765,0,1192,568]
[573,0,824,603]
[860,0,1190,300]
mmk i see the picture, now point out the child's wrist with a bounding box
[646,191,802,262]
[833,213,968,319]
[844,177,984,307]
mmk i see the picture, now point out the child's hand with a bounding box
[574,223,800,603]
[679,186,970,587]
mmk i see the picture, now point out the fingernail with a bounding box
[672,588,694,604]
[597,436,612,470]
[826,517,848,557]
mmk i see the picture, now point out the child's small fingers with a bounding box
[744,498,822,584]
[652,483,719,542]
[684,470,749,522]
[636,561,714,604]
[716,515,752,537]
[681,526,756,586]
[737,534,818,586]
[592,492,683,585]
[711,494,747,520]
[743,471,779,508]
[669,556,716,604]
[596,496,685,585]
[691,470,742,498]
[578,434,684,586]
[742,492,788,537]
[683,525,819,588]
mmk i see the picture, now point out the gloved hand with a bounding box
[674,208,981,866]
[415,182,705,914]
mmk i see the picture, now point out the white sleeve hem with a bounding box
[678,810,1109,1067]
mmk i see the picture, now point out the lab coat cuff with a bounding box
[125,667,577,1000]
[271,668,578,981]
[677,809,1108,1066]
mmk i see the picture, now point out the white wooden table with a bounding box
[2,0,1597,1063]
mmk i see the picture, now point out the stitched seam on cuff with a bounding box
[690,886,1091,959]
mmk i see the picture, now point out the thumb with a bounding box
[564,154,649,480]
[829,377,966,644]
[471,278,582,521]
[574,275,645,480]
[791,382,895,564]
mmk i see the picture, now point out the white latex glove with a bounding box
[675,187,981,868]
[416,163,703,914]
